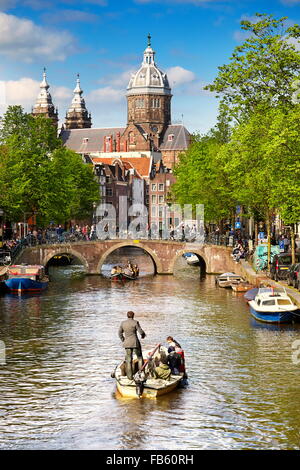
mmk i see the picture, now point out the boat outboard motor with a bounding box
[134,370,146,398]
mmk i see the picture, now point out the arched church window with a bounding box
[129,132,135,144]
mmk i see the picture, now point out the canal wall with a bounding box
[236,259,300,308]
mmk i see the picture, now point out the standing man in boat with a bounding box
[118,311,146,380]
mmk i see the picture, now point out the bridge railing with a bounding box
[14,231,232,247]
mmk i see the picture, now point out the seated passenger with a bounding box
[166,336,181,353]
[166,336,186,375]
[154,357,171,381]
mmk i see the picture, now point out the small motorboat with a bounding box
[5,264,49,294]
[113,344,185,399]
[215,272,244,288]
[183,253,199,266]
[244,287,259,302]
[248,287,299,323]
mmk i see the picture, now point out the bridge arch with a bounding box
[43,247,89,272]
[170,249,207,275]
[96,241,163,274]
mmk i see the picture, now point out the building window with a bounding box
[151,205,157,217]
[158,206,164,217]
[135,98,144,108]
[129,131,135,144]
[151,195,157,204]
[152,98,160,108]
[106,176,112,184]
[151,184,157,191]
[158,183,164,191]
[159,195,164,204]
[168,134,174,141]
[106,188,113,197]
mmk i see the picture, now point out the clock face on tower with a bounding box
[151,125,158,133]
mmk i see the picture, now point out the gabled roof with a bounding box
[160,124,190,151]
[91,156,152,179]
[61,127,125,153]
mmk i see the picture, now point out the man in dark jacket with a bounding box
[118,311,146,380]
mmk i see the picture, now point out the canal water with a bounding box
[0,248,300,450]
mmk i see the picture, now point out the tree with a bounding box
[218,104,300,264]
[172,132,237,224]
[0,106,99,226]
[205,13,300,121]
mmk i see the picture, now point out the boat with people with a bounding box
[113,344,185,399]
[248,286,299,323]
[215,272,245,288]
[110,261,139,281]
[4,264,49,294]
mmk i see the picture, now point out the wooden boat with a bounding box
[215,272,244,288]
[110,265,139,281]
[5,264,49,293]
[248,287,299,323]
[114,345,184,399]
[231,282,253,292]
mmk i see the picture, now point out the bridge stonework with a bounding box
[15,240,237,275]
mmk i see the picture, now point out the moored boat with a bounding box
[0,266,9,294]
[248,287,299,323]
[5,265,49,293]
[183,253,199,266]
[231,282,253,292]
[215,272,244,288]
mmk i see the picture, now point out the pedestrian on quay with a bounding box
[118,311,146,380]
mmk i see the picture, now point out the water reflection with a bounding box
[0,253,300,450]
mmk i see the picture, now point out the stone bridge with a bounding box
[15,239,238,275]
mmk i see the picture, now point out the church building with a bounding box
[59,35,191,170]
[31,36,191,229]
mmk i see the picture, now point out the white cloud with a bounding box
[0,12,76,62]
[98,69,134,87]
[166,66,196,87]
[4,77,39,104]
[88,86,124,103]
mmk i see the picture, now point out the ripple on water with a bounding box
[0,257,300,450]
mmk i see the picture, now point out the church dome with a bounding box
[127,35,171,96]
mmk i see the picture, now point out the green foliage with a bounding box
[205,13,300,121]
[172,133,237,222]
[0,106,99,225]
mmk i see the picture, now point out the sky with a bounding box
[0,0,300,133]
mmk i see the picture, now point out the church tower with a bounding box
[125,35,172,150]
[65,74,92,129]
[32,68,58,126]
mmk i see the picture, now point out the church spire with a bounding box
[65,74,92,129]
[32,68,58,126]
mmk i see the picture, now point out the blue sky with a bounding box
[0,0,300,133]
